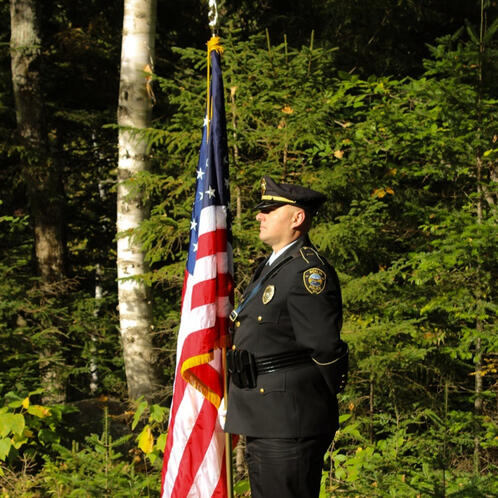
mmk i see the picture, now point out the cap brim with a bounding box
[255,200,287,211]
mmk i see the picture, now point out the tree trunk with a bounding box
[369,376,374,444]
[473,0,485,472]
[117,0,160,401]
[10,0,65,283]
[229,86,242,229]
[10,0,66,402]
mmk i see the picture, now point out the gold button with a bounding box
[235,321,240,327]
[232,345,236,350]
[257,316,262,322]
[259,388,265,394]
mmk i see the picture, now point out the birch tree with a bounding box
[117,0,160,400]
[10,0,66,402]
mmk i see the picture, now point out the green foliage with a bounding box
[39,408,159,497]
[0,390,76,471]
[234,477,250,496]
[0,265,124,400]
[132,397,169,467]
[0,0,497,494]
[320,407,498,496]
[136,24,497,495]
[139,31,343,298]
[0,400,168,496]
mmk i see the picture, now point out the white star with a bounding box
[206,186,216,199]
[203,115,209,127]
[205,158,209,169]
[193,242,198,252]
[190,219,197,231]
[197,168,205,179]
[198,191,204,200]
[224,177,229,188]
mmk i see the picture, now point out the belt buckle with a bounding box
[229,309,238,322]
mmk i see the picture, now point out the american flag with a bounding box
[161,40,233,498]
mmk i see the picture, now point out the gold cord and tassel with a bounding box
[206,36,224,139]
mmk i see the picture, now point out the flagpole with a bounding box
[222,345,234,498]
[207,2,234,497]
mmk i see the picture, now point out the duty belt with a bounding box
[256,350,311,374]
[227,349,311,389]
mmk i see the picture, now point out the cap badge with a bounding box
[261,177,267,196]
[303,268,326,295]
[262,285,275,304]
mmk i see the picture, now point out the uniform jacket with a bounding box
[225,236,344,438]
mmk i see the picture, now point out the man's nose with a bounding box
[256,212,265,221]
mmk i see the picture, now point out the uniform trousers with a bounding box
[245,433,334,498]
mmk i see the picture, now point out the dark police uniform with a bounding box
[225,176,347,498]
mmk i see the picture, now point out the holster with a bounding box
[226,349,258,389]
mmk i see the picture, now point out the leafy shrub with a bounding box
[0,390,75,471]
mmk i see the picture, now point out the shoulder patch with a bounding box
[303,267,326,294]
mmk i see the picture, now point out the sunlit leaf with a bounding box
[138,425,154,454]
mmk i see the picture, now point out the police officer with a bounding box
[225,176,347,498]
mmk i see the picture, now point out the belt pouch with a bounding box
[227,349,257,389]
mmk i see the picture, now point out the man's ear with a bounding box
[291,208,306,229]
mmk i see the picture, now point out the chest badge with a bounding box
[303,268,326,294]
[262,285,275,304]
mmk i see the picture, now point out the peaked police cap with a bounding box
[256,175,327,213]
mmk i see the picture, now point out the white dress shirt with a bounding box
[267,239,299,266]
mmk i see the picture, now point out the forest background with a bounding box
[0,0,497,496]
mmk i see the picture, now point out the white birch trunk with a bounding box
[89,264,101,396]
[117,0,159,400]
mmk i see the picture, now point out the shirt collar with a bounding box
[268,239,299,265]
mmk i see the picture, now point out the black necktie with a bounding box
[259,260,272,278]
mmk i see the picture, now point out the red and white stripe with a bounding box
[161,205,232,498]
